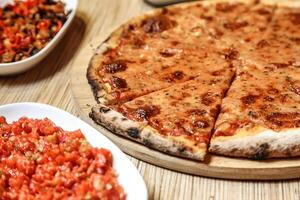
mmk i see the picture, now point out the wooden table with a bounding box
[1,0,299,199]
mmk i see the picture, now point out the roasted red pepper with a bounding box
[0,0,69,63]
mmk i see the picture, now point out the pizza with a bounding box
[209,64,300,159]
[87,0,300,161]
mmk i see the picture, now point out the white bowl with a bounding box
[0,0,78,75]
[0,102,148,200]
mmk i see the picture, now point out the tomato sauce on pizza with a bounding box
[88,0,300,160]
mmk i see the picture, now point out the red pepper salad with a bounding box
[0,116,125,199]
[0,0,69,63]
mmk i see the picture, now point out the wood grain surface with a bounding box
[1,0,300,199]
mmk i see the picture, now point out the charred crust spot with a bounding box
[256,39,269,48]
[142,15,176,33]
[87,71,103,103]
[222,48,239,61]
[251,143,269,160]
[99,107,111,113]
[241,94,259,105]
[223,21,249,31]
[104,60,127,73]
[143,138,153,147]
[110,76,127,88]
[127,128,140,139]
[178,146,187,154]
[216,3,238,12]
[89,112,95,121]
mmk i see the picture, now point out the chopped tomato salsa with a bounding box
[0,116,125,200]
[0,0,69,63]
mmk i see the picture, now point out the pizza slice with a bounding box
[237,4,300,70]
[194,1,275,47]
[91,68,235,160]
[182,0,276,72]
[209,64,300,159]
[271,2,300,39]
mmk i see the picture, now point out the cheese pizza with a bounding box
[87,0,300,161]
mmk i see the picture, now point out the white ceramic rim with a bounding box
[0,0,78,68]
[0,102,148,200]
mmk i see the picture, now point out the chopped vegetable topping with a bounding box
[0,0,69,63]
[0,116,125,199]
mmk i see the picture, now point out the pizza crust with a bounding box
[87,0,300,161]
[90,104,146,137]
[86,35,120,105]
[141,126,207,160]
[209,127,300,159]
[90,104,206,160]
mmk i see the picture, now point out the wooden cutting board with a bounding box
[70,25,300,180]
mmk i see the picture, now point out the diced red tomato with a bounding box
[0,116,126,199]
[37,19,51,30]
